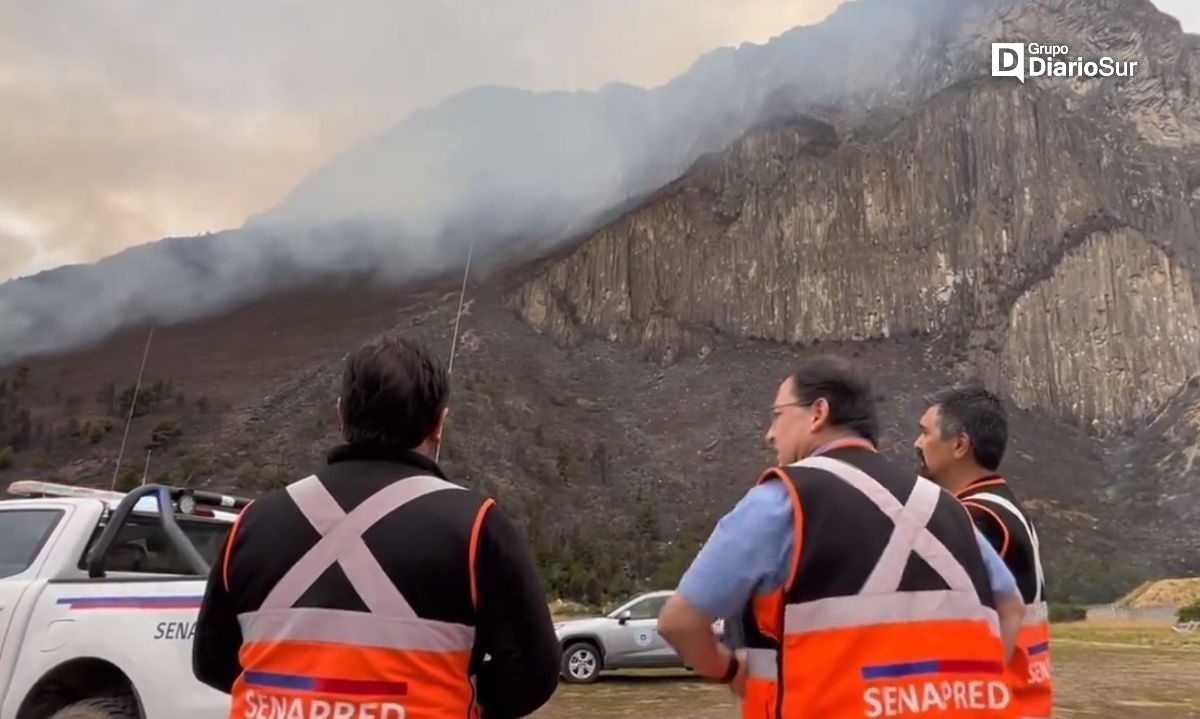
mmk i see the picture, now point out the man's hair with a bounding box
[927,385,1008,471]
[788,355,880,444]
[340,335,449,448]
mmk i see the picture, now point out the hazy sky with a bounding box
[1,0,1197,283]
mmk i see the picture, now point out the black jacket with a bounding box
[192,441,560,719]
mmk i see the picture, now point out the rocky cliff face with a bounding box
[998,227,1200,431]
[1119,378,1200,567]
[987,0,1200,149]
[514,82,1104,348]
[514,0,1200,435]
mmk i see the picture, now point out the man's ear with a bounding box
[810,397,831,432]
[431,406,449,444]
[953,433,971,460]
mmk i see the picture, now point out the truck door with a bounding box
[0,508,68,654]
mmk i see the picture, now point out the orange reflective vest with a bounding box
[958,479,1053,718]
[228,473,490,719]
[739,439,873,719]
[740,445,1018,719]
[740,593,785,719]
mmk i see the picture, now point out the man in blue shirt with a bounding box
[678,475,1022,627]
[657,356,1026,696]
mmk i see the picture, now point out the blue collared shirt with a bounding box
[677,478,1020,621]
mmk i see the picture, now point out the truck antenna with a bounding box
[110,328,154,490]
[141,449,152,486]
[436,238,475,464]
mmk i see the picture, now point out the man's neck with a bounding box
[413,441,436,460]
[807,430,869,455]
[942,465,997,494]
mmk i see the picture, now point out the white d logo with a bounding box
[992,43,1025,83]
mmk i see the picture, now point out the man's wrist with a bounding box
[719,651,740,683]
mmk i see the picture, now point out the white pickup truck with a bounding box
[0,480,250,719]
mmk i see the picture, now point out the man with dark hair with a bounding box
[658,355,1025,719]
[915,385,1054,718]
[193,334,560,719]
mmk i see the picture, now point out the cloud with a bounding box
[0,208,70,279]
[1150,0,1200,35]
[0,0,842,282]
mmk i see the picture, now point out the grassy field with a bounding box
[534,621,1200,718]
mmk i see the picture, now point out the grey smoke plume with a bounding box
[10,0,1188,365]
[250,0,964,234]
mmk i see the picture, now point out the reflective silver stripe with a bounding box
[780,457,1000,640]
[745,648,778,680]
[861,478,942,594]
[239,606,475,653]
[794,457,976,594]
[969,492,1046,605]
[261,474,464,614]
[784,590,1001,636]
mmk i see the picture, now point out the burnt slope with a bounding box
[0,273,1165,604]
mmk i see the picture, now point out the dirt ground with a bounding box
[534,622,1200,718]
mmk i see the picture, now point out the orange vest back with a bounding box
[740,449,1018,719]
[228,474,487,719]
[959,482,1053,718]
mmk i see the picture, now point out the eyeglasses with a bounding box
[770,401,805,422]
[769,398,825,422]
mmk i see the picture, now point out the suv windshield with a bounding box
[0,509,63,579]
[610,595,669,619]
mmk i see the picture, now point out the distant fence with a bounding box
[1084,604,1178,623]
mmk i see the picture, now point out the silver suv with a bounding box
[553,590,724,683]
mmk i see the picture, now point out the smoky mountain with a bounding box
[3,0,1011,365]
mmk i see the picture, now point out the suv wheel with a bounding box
[561,641,601,684]
[49,695,139,719]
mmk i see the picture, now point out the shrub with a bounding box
[1179,599,1200,623]
[1048,603,1087,623]
[115,469,142,492]
[77,417,114,444]
[0,445,14,470]
[146,420,183,449]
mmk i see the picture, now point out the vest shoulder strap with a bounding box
[792,456,977,595]
[261,474,466,614]
[968,491,1045,604]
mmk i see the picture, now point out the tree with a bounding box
[7,409,32,451]
[632,497,663,583]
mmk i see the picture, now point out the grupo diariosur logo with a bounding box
[992,42,1139,83]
